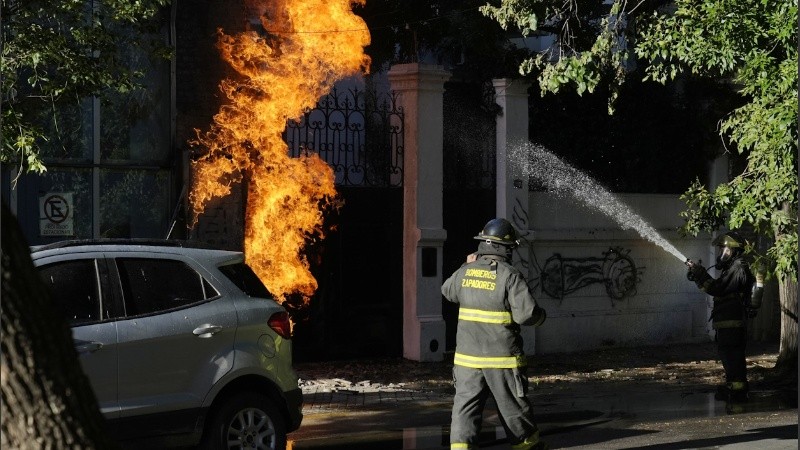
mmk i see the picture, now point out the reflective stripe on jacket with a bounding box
[442,254,544,369]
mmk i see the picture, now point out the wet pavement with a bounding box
[288,380,797,449]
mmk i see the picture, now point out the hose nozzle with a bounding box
[685,258,704,267]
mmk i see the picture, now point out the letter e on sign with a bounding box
[39,193,75,237]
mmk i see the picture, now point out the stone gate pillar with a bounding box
[494,79,531,226]
[493,78,536,354]
[388,63,450,362]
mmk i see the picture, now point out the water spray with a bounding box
[509,142,689,264]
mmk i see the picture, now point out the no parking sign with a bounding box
[39,192,74,236]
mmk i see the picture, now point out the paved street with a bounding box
[289,355,798,450]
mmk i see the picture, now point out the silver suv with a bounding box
[31,239,303,450]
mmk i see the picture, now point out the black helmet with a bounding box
[474,218,518,247]
[712,230,745,266]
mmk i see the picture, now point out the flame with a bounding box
[189,0,370,306]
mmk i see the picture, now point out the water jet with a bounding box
[510,142,688,263]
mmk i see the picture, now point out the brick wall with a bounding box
[175,0,248,250]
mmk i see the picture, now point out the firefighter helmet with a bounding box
[712,230,745,266]
[474,218,518,247]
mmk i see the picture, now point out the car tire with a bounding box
[201,392,287,450]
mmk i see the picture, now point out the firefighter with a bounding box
[442,218,548,450]
[687,230,761,402]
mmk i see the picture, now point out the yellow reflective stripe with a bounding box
[713,320,744,329]
[458,308,512,324]
[713,293,741,301]
[729,381,748,391]
[454,352,526,369]
[451,444,471,449]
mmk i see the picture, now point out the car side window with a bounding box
[38,260,102,326]
[116,258,218,316]
[218,262,272,299]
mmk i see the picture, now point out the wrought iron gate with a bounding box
[283,86,405,361]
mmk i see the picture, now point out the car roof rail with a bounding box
[31,238,226,252]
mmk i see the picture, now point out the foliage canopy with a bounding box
[1,0,170,178]
[483,0,798,280]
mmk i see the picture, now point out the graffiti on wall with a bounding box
[509,196,534,272]
[507,195,642,301]
[535,248,642,300]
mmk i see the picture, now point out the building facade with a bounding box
[3,1,776,362]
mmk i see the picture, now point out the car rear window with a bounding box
[218,263,272,299]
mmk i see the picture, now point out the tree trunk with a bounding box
[768,202,798,384]
[772,277,798,379]
[1,202,116,448]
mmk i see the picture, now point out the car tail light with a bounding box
[268,311,291,339]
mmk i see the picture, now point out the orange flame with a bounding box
[189,0,370,305]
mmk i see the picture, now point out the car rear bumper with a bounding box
[285,387,303,432]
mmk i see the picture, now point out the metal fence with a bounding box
[284,87,404,188]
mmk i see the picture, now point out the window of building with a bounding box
[4,7,175,246]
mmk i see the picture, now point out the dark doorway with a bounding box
[294,187,403,361]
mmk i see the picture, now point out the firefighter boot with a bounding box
[511,442,549,450]
[511,433,549,450]
[716,382,748,402]
[728,381,749,403]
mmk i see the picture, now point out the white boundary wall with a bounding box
[521,192,715,354]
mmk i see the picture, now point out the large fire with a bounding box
[189,0,370,306]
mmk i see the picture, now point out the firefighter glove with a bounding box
[687,263,707,283]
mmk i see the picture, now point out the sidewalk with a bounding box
[289,341,798,449]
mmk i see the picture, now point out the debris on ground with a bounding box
[295,341,780,395]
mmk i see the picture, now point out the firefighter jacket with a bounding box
[694,257,754,330]
[441,254,545,369]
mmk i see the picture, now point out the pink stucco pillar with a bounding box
[388,63,450,362]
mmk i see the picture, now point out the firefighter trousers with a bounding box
[451,365,541,449]
[716,327,748,387]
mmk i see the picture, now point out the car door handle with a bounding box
[75,341,103,354]
[193,324,223,338]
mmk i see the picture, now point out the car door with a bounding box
[36,255,121,424]
[110,254,237,437]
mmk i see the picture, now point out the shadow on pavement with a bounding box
[624,424,797,450]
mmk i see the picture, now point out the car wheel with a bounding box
[202,392,287,450]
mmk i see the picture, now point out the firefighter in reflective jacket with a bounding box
[442,218,547,450]
[687,230,761,402]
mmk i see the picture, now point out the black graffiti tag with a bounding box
[530,247,643,300]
